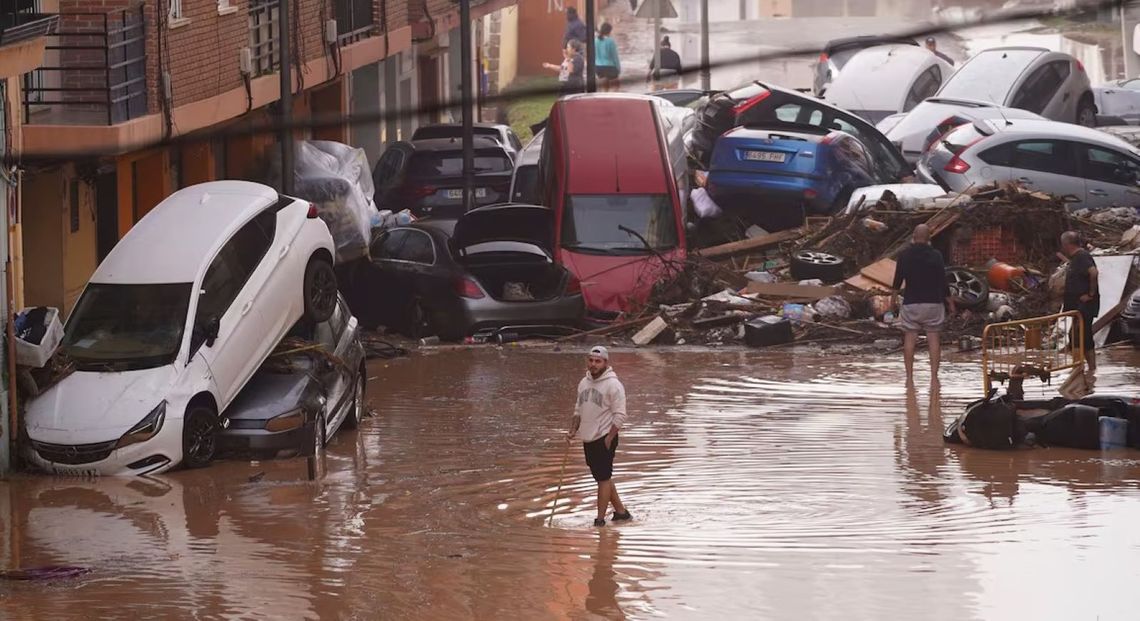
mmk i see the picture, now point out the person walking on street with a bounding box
[925,37,955,66]
[563,6,587,49]
[544,39,586,97]
[647,36,683,90]
[595,22,621,92]
[892,224,956,389]
[568,346,632,527]
[1060,231,1099,375]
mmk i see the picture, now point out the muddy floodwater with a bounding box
[3,348,1140,620]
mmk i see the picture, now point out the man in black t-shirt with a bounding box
[893,224,956,389]
[1060,231,1100,373]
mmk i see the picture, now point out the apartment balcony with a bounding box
[0,9,58,48]
[22,6,147,126]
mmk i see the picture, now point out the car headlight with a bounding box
[116,401,167,449]
[265,409,305,433]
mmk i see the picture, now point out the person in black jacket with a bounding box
[1060,230,1100,374]
[647,36,683,90]
[892,224,956,388]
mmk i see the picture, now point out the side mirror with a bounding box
[204,316,221,348]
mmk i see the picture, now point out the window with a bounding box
[169,0,183,20]
[770,103,823,126]
[371,229,436,264]
[938,49,1044,104]
[561,194,679,253]
[1004,140,1076,176]
[1080,145,1140,186]
[194,211,275,332]
[1010,61,1069,114]
[508,132,523,151]
[217,0,234,12]
[63,283,193,370]
[903,66,942,112]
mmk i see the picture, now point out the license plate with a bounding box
[52,466,98,477]
[445,188,488,199]
[744,150,787,163]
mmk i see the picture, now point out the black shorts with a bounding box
[583,434,619,482]
[598,66,620,80]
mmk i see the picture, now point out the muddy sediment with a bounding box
[2,348,1140,620]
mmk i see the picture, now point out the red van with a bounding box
[538,94,689,319]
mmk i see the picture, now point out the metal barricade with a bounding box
[981,310,1085,393]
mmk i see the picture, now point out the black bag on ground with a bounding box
[944,391,1022,449]
[1025,403,1102,450]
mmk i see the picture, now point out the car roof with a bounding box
[92,181,284,285]
[826,45,945,110]
[409,136,504,152]
[554,95,669,194]
[982,118,1140,151]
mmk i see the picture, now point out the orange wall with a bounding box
[517,0,581,77]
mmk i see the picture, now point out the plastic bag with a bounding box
[266,141,377,264]
[15,307,63,368]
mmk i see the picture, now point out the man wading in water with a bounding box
[568,346,632,527]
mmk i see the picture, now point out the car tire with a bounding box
[182,406,218,469]
[790,249,847,283]
[303,256,338,323]
[946,267,989,310]
[1076,96,1097,128]
[342,369,366,430]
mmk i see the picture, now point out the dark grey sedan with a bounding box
[218,295,366,457]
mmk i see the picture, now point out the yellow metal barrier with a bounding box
[981,310,1086,393]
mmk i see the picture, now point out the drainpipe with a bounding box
[279,0,294,195]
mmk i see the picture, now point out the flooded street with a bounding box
[3,347,1140,620]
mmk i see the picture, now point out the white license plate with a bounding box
[744,150,787,163]
[445,188,488,199]
[52,466,98,477]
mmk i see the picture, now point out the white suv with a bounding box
[25,181,337,476]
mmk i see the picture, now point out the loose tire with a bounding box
[946,267,989,310]
[303,256,338,323]
[182,406,218,469]
[790,249,848,283]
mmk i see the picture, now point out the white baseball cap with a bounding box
[588,346,609,360]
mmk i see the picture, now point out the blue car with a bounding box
[706,125,887,231]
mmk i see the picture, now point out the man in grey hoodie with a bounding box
[568,346,632,527]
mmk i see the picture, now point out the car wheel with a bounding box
[182,406,218,469]
[342,370,366,430]
[303,256,338,323]
[790,249,847,283]
[1076,97,1097,128]
[946,267,989,310]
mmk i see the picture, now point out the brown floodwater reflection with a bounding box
[3,347,1140,620]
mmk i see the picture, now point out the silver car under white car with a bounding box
[917,118,1140,209]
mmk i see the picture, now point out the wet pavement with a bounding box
[3,347,1140,620]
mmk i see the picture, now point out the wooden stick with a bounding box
[547,441,572,528]
[556,315,655,342]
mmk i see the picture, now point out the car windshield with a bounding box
[561,194,678,253]
[938,49,1042,104]
[407,149,512,178]
[62,283,192,371]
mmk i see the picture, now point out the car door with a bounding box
[313,300,353,434]
[1077,143,1140,209]
[1009,61,1070,121]
[190,214,275,406]
[1002,139,1083,199]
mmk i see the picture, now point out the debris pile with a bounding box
[563,183,1140,351]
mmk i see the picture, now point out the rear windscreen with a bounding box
[937,49,1042,104]
[407,149,513,178]
[413,126,500,141]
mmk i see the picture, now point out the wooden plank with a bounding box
[844,273,891,291]
[691,313,750,329]
[859,258,897,287]
[556,316,655,342]
[697,229,803,259]
[742,281,837,300]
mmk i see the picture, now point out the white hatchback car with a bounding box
[24,181,338,476]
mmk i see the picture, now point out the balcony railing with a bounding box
[0,10,59,47]
[334,0,376,45]
[22,6,147,126]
